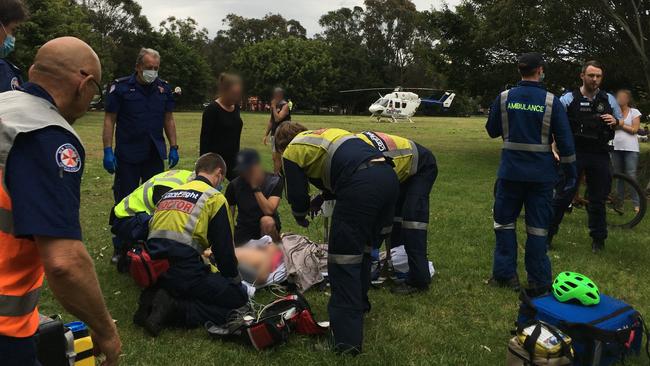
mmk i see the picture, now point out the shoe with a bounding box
[525,285,550,298]
[592,240,605,253]
[143,289,177,337]
[487,276,520,292]
[390,282,428,295]
[133,286,159,327]
[111,249,121,265]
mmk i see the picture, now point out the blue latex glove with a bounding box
[561,162,578,193]
[168,146,179,168]
[103,147,117,174]
[294,216,310,228]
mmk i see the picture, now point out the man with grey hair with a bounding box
[103,47,179,264]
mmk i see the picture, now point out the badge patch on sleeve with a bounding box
[56,143,82,173]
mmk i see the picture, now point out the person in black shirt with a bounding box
[263,87,291,173]
[200,73,243,181]
[225,149,283,245]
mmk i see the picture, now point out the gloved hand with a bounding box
[168,146,179,168]
[294,216,310,228]
[309,194,325,218]
[103,147,117,174]
[561,163,578,193]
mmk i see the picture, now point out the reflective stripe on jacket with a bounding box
[114,169,194,218]
[0,91,81,337]
[356,131,419,183]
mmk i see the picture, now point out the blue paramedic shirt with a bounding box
[105,74,175,164]
[0,59,22,92]
[486,81,576,183]
[5,83,85,240]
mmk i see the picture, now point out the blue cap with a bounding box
[234,148,260,174]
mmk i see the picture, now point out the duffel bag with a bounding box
[126,245,169,288]
[518,292,650,366]
[506,321,574,366]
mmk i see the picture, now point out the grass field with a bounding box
[38,112,650,365]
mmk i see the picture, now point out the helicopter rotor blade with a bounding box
[339,88,397,93]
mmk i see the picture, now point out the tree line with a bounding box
[8,0,650,114]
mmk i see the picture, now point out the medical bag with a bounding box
[506,321,574,365]
[36,316,95,366]
[126,244,169,288]
[206,292,329,350]
[518,292,650,366]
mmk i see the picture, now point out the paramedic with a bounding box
[274,123,399,355]
[485,53,576,293]
[0,0,28,92]
[0,37,121,366]
[356,131,438,295]
[136,153,246,336]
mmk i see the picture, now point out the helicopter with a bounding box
[340,87,456,123]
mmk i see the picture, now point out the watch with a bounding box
[252,187,262,193]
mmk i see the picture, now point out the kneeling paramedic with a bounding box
[549,60,623,253]
[137,153,247,336]
[110,169,194,248]
[486,53,576,293]
[274,123,399,355]
[356,131,438,295]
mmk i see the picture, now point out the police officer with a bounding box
[356,131,438,295]
[549,60,623,253]
[111,169,194,249]
[274,123,399,355]
[0,0,28,92]
[103,47,179,261]
[0,37,121,366]
[263,87,291,173]
[137,153,247,337]
[486,53,577,293]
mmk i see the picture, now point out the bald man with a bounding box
[0,37,121,366]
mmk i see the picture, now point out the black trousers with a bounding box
[0,335,39,366]
[328,163,399,354]
[550,151,612,241]
[390,152,438,288]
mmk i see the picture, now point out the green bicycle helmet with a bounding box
[552,271,600,306]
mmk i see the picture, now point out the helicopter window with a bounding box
[402,102,407,108]
[389,100,393,108]
[375,98,389,107]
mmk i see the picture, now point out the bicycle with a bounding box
[492,172,647,229]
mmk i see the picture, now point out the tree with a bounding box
[232,37,336,110]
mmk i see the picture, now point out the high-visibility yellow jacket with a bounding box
[356,131,420,183]
[114,170,194,218]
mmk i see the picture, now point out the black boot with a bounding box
[487,276,520,292]
[592,239,605,253]
[391,282,428,295]
[143,288,179,337]
[133,286,159,327]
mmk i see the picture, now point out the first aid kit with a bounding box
[518,292,649,366]
[506,321,574,365]
[126,244,169,288]
[36,316,95,366]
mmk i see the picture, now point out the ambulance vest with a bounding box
[0,91,82,337]
[113,169,194,218]
[356,131,419,183]
[282,128,358,191]
[499,89,555,153]
[148,179,233,254]
[567,89,614,153]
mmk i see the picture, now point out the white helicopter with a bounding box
[340,87,456,123]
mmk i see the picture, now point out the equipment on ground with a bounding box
[340,87,455,123]
[126,244,170,288]
[506,321,574,365]
[552,271,600,306]
[36,316,95,366]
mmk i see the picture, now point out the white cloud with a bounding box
[135,0,460,37]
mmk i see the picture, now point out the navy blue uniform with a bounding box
[0,59,22,92]
[549,90,623,244]
[2,83,84,366]
[283,137,399,354]
[486,81,576,288]
[106,74,175,203]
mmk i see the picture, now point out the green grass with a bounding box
[38,112,650,365]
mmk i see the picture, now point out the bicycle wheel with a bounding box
[607,173,646,228]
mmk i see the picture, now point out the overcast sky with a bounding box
[135,0,461,37]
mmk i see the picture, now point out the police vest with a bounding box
[567,89,614,152]
[499,89,555,153]
[114,169,194,218]
[0,91,82,337]
[148,179,233,254]
[356,131,419,183]
[283,128,359,191]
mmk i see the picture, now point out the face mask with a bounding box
[0,22,14,58]
[540,72,546,82]
[142,69,158,84]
